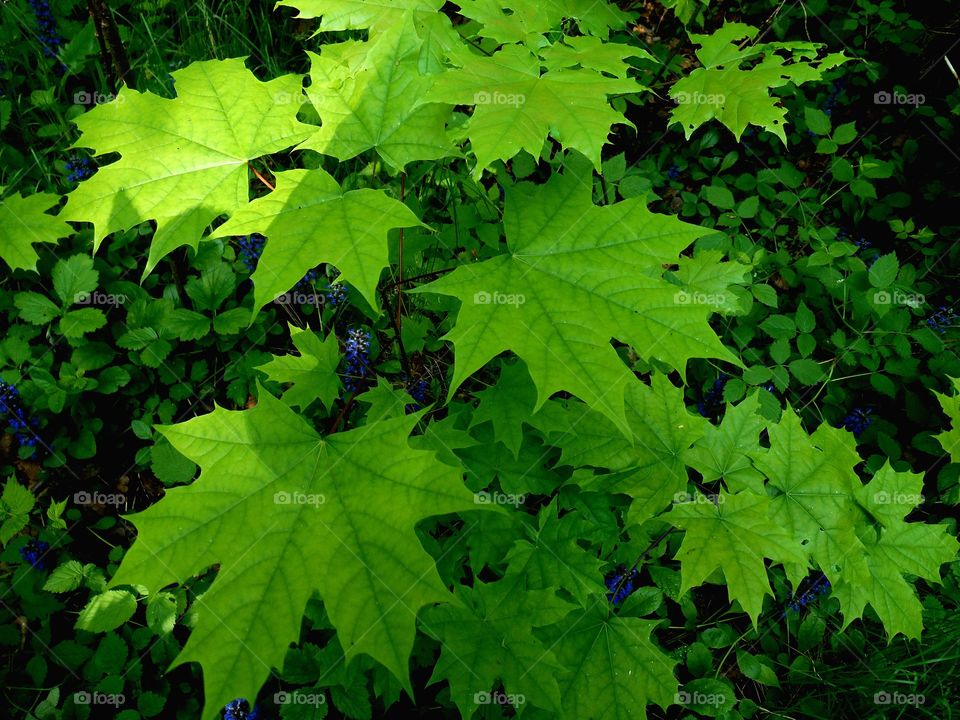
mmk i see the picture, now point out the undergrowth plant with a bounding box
[1,1,959,719]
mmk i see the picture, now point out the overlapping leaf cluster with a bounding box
[1,2,957,719]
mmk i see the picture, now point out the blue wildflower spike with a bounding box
[404,377,430,413]
[223,698,259,720]
[842,406,873,437]
[604,564,641,607]
[325,281,348,307]
[343,328,372,393]
[697,374,729,419]
[237,235,266,273]
[20,539,50,569]
[926,306,958,335]
[666,164,681,180]
[0,380,41,459]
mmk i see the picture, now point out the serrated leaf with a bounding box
[664,490,807,625]
[64,58,314,276]
[468,360,537,459]
[258,324,342,411]
[548,605,678,720]
[0,192,72,272]
[43,561,87,593]
[422,575,575,717]
[424,45,639,177]
[210,168,423,316]
[52,254,99,306]
[414,160,740,436]
[75,590,138,632]
[868,253,898,288]
[670,22,846,143]
[107,389,485,720]
[14,292,61,324]
[300,17,455,170]
[146,591,179,636]
[2,477,36,515]
[59,308,107,338]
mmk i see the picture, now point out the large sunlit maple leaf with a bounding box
[209,168,424,315]
[64,58,314,277]
[669,22,847,143]
[413,156,744,435]
[107,389,482,719]
[423,45,641,177]
[298,15,456,170]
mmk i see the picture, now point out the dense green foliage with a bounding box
[1,0,959,719]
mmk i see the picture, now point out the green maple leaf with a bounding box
[64,58,314,277]
[456,0,632,42]
[258,323,341,410]
[664,490,807,625]
[422,574,575,717]
[209,168,424,315]
[540,35,655,77]
[547,605,678,720]
[547,373,710,524]
[503,500,606,606]
[423,45,640,177]
[413,158,742,435]
[0,192,72,272]
[468,360,537,459]
[836,461,959,639]
[299,16,456,170]
[749,409,957,638]
[669,22,847,143]
[683,390,765,493]
[275,0,443,32]
[107,389,482,719]
[933,376,960,463]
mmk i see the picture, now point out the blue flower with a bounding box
[223,698,258,720]
[697,374,729,418]
[324,281,348,307]
[65,154,95,183]
[19,539,50,569]
[787,573,830,614]
[842,406,873,437]
[404,377,430,413]
[343,328,372,393]
[666,164,681,180]
[926,306,958,335]
[604,565,641,606]
[294,268,320,291]
[237,235,266,273]
[27,0,65,60]
[0,380,40,459]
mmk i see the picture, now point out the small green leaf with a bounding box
[43,561,87,593]
[14,292,61,324]
[804,106,831,135]
[75,590,138,632]
[52,254,99,306]
[703,185,735,209]
[868,253,899,288]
